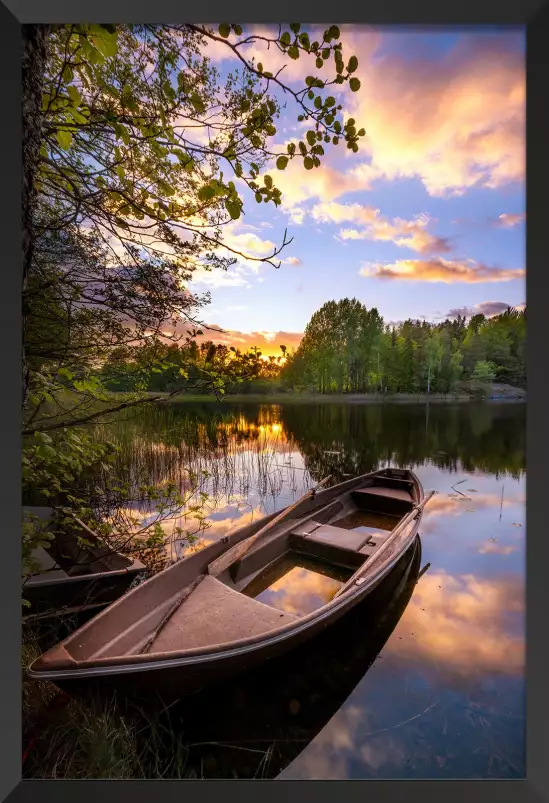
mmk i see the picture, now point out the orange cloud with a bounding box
[478,543,518,556]
[272,159,367,210]
[198,326,303,356]
[346,32,525,196]
[360,258,524,284]
[312,202,451,254]
[496,212,526,228]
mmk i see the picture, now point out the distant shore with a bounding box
[151,386,526,406]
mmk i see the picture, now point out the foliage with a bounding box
[37,22,362,283]
[280,300,526,395]
[25,22,363,432]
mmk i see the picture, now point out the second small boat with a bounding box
[28,467,434,700]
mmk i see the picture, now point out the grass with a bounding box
[22,628,195,779]
[23,625,280,779]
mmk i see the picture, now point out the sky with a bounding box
[186,26,525,356]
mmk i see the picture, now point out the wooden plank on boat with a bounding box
[207,476,332,578]
[141,574,207,655]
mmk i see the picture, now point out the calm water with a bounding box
[97,401,526,780]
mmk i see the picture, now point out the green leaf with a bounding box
[288,46,299,60]
[225,199,241,220]
[276,155,288,170]
[92,31,118,58]
[358,128,366,137]
[56,129,73,150]
[316,58,323,69]
[67,85,82,106]
[314,96,322,109]
[306,130,316,146]
[290,23,301,33]
[255,192,262,203]
[218,24,231,38]
[62,64,74,84]
[303,156,314,170]
[349,77,361,92]
[190,92,206,113]
[257,62,263,73]
[264,174,273,188]
[280,32,291,46]
[233,25,243,35]
[347,55,358,73]
[198,185,216,201]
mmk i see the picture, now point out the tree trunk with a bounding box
[22,24,49,410]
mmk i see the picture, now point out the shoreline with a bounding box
[152,391,526,406]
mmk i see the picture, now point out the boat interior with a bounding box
[32,470,421,672]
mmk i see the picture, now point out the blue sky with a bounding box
[187,26,525,354]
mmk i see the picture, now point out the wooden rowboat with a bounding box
[27,468,434,699]
[22,507,146,622]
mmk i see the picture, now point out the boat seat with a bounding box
[146,575,298,654]
[354,486,413,502]
[304,524,370,552]
[290,522,374,569]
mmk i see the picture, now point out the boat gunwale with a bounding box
[27,469,424,681]
[22,557,146,590]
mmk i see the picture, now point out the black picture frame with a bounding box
[2,2,546,801]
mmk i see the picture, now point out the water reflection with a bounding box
[93,401,525,778]
[244,555,351,616]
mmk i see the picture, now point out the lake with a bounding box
[95,400,525,780]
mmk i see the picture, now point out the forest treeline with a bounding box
[282,298,526,394]
[101,298,526,397]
